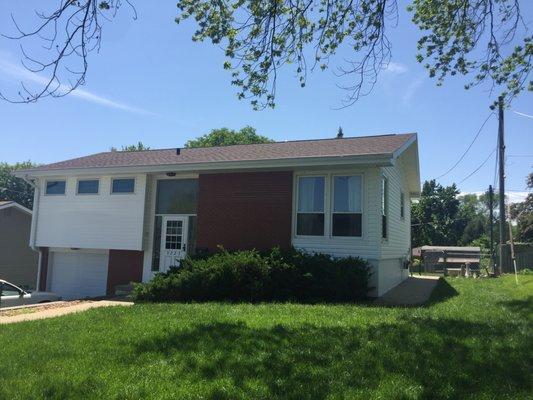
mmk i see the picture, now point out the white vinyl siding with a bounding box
[380,161,411,260]
[34,175,147,250]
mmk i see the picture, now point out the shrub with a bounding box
[133,247,371,303]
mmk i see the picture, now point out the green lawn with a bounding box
[1,275,531,400]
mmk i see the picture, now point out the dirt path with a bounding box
[0,300,133,324]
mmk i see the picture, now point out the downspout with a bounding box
[22,176,42,291]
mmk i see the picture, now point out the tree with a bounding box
[110,142,150,152]
[1,1,530,109]
[185,126,273,148]
[411,180,463,247]
[0,162,37,209]
[510,172,533,242]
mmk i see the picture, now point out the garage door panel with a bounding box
[49,252,108,299]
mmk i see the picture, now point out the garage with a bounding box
[48,251,109,300]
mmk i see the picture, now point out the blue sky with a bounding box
[0,1,531,200]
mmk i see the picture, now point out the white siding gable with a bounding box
[35,175,146,250]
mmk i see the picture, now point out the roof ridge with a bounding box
[105,132,416,154]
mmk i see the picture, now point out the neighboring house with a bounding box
[412,245,481,272]
[0,201,39,289]
[14,133,420,299]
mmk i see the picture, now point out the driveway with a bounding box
[0,300,133,324]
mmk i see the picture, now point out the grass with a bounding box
[0,275,531,400]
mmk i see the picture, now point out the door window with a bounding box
[165,220,183,250]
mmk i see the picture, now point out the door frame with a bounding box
[159,215,189,272]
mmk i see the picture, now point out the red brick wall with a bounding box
[197,171,293,252]
[107,250,144,295]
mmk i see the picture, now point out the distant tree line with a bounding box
[412,174,533,249]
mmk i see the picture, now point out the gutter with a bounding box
[21,175,42,290]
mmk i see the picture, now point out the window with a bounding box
[45,180,66,195]
[156,179,198,214]
[112,178,135,194]
[77,179,99,194]
[1,282,21,296]
[400,192,405,219]
[382,177,388,239]
[296,176,325,236]
[332,176,362,237]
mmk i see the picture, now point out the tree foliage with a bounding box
[1,1,530,108]
[110,142,150,152]
[510,172,533,242]
[412,180,463,247]
[175,0,531,109]
[185,126,273,148]
[0,162,37,209]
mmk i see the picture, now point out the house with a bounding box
[412,245,481,273]
[0,201,39,289]
[14,133,420,299]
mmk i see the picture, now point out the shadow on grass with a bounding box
[425,278,459,306]
[130,316,530,399]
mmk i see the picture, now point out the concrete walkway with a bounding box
[0,300,133,325]
[374,275,441,307]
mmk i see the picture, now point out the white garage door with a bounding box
[49,251,109,300]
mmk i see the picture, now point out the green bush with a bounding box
[133,247,371,303]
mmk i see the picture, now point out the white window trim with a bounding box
[292,171,366,241]
[110,177,136,195]
[331,173,364,238]
[76,178,100,196]
[44,179,67,196]
[400,191,405,220]
[294,174,327,238]
[381,174,389,241]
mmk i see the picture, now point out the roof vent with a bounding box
[176,148,181,155]
[337,127,344,139]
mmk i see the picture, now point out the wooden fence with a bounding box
[498,244,533,273]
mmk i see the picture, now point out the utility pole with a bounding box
[498,96,506,276]
[489,185,494,274]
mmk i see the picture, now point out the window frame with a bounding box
[76,178,100,196]
[44,179,67,196]
[111,177,136,195]
[400,191,405,219]
[381,175,389,240]
[294,175,327,237]
[292,172,365,240]
[331,174,363,238]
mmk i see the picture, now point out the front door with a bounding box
[159,216,189,273]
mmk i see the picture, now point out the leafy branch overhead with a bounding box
[1,0,531,109]
[0,0,136,103]
[176,0,531,109]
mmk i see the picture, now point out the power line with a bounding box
[507,154,533,158]
[459,147,497,184]
[436,112,494,180]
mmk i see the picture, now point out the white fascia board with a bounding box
[0,202,32,215]
[14,154,394,178]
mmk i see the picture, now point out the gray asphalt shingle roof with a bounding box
[26,133,415,172]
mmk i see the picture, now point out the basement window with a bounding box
[296,176,325,236]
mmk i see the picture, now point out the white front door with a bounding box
[159,216,189,273]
